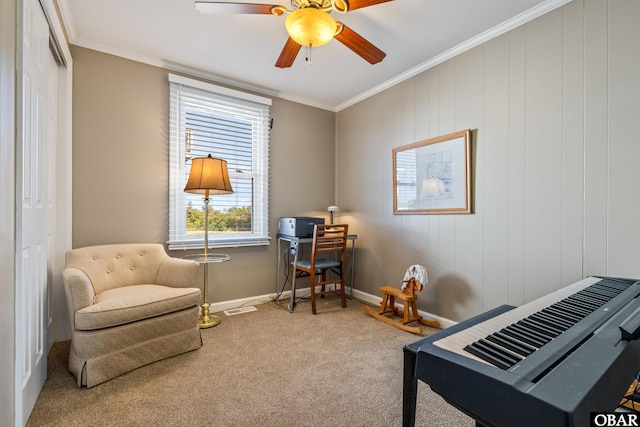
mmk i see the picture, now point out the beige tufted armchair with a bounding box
[62,243,202,387]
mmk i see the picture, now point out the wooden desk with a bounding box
[275,233,357,312]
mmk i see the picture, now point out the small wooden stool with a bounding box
[364,278,440,334]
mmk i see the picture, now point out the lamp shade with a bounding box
[421,178,445,198]
[184,154,234,195]
[285,7,337,47]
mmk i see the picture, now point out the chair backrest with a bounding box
[310,224,348,267]
[65,243,168,294]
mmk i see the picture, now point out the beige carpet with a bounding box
[27,298,473,427]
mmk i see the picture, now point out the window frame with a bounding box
[168,74,271,249]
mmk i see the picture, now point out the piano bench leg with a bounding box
[402,346,418,427]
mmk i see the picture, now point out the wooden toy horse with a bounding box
[363,265,440,334]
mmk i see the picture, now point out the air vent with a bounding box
[223,306,257,316]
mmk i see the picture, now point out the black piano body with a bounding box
[403,276,640,427]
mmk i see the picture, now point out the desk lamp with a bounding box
[328,205,339,225]
[184,154,233,328]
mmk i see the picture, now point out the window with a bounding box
[168,74,271,249]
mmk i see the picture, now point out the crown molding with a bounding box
[56,0,571,113]
[335,0,572,112]
[69,36,336,111]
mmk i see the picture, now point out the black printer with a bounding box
[277,217,325,238]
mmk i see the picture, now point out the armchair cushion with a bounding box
[75,284,201,330]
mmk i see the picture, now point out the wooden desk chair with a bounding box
[364,265,440,334]
[291,224,348,314]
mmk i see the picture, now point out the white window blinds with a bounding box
[168,74,271,249]
[395,150,417,210]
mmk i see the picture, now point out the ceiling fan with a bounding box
[194,0,393,68]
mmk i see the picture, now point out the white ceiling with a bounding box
[58,0,568,111]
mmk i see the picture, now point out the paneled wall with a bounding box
[336,0,640,321]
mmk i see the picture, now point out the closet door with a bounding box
[16,0,57,422]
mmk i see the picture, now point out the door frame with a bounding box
[0,0,18,423]
[41,0,73,345]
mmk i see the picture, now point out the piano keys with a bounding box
[403,276,640,427]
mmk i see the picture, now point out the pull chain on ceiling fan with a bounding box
[194,0,393,68]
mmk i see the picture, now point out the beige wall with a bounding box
[71,46,336,302]
[336,0,640,321]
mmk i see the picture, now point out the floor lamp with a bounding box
[184,154,234,328]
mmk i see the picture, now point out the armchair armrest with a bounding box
[62,267,96,327]
[63,267,95,309]
[157,257,199,288]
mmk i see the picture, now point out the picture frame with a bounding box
[393,129,471,214]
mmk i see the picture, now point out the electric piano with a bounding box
[403,276,640,427]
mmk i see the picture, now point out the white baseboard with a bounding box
[208,293,277,314]
[209,287,457,328]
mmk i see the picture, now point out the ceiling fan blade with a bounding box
[275,37,302,68]
[332,0,393,12]
[195,2,287,15]
[334,23,386,64]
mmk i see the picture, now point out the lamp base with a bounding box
[198,302,221,328]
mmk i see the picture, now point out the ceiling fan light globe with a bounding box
[285,8,336,47]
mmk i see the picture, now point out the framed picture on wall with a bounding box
[393,129,472,214]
